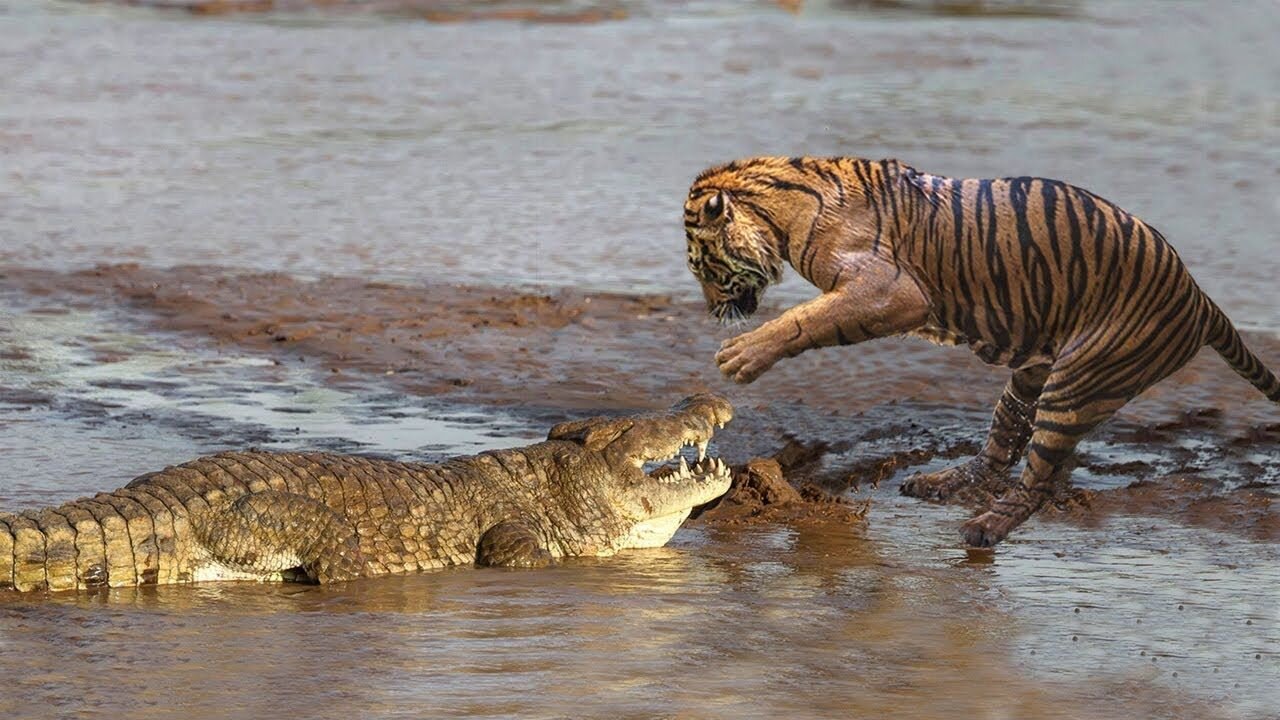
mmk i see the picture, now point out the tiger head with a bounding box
[682,187,785,323]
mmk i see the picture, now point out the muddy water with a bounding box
[2,288,1278,718]
[3,1,1280,718]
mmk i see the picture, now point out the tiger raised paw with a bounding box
[683,156,1280,547]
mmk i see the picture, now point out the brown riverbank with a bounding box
[3,263,1278,539]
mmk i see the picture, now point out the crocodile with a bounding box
[0,394,733,592]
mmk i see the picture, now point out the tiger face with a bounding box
[683,189,783,323]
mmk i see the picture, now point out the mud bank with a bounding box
[694,439,870,526]
[0,264,1056,411]
[3,263,1278,538]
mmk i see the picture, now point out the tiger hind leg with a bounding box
[901,365,1049,501]
[959,425,1087,548]
[960,329,1205,546]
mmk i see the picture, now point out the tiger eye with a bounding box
[705,192,723,219]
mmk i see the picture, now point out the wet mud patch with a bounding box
[693,438,871,526]
[0,265,1009,414]
[1045,477,1280,543]
[718,396,1280,544]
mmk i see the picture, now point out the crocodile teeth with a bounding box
[678,456,689,474]
[696,441,708,462]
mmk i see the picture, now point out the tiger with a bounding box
[682,155,1280,547]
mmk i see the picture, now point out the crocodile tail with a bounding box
[0,512,51,592]
[0,503,126,593]
[1205,302,1280,402]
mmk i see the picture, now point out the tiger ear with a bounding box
[703,190,730,223]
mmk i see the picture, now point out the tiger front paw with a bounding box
[714,332,782,384]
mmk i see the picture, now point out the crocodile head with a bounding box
[546,393,734,552]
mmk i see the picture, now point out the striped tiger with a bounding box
[683,156,1280,547]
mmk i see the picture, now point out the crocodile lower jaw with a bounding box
[613,509,694,551]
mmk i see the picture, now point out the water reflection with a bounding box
[2,507,1260,718]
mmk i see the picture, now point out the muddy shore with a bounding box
[3,263,1278,538]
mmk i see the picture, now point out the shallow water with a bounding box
[3,1,1280,717]
[0,291,539,505]
[1,501,1274,719]
[2,293,1278,718]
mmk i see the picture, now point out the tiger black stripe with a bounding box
[684,155,1280,547]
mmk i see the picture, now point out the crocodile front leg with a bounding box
[476,520,553,568]
[192,491,368,583]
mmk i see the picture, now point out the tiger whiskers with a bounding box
[713,304,749,328]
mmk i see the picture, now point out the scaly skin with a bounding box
[0,394,734,593]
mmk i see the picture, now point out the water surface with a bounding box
[1,0,1277,326]
[1,293,1278,718]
